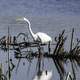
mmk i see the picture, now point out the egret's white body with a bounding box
[17,17,52,44]
[33,71,52,80]
[34,32,52,44]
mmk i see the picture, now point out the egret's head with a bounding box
[16,17,30,24]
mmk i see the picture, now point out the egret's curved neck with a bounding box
[25,19,36,40]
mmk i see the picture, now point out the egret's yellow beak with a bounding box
[16,17,24,21]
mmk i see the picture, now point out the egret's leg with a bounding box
[48,42,51,54]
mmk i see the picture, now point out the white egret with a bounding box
[16,17,52,44]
